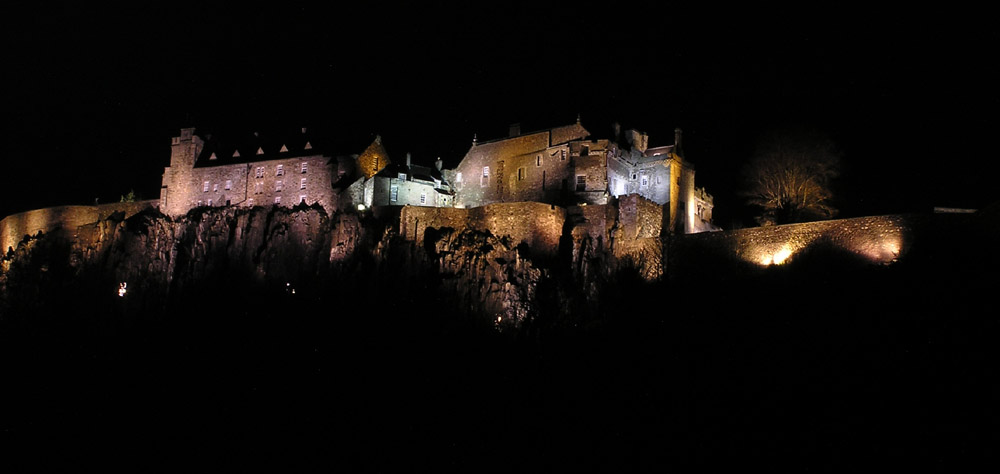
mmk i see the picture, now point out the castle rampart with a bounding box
[1,200,157,254]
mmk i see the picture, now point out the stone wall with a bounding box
[400,202,567,258]
[670,215,916,275]
[163,154,335,216]
[1,200,157,254]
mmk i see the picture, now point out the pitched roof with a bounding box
[193,128,331,167]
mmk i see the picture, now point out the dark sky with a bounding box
[5,4,997,225]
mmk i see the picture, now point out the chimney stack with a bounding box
[406,152,412,167]
[509,123,521,137]
[674,128,683,157]
[435,157,443,171]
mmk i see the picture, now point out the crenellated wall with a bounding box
[1,200,157,254]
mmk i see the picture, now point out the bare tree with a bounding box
[741,130,841,225]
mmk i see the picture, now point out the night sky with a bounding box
[5,4,997,225]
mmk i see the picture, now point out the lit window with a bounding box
[390,184,399,202]
[456,172,463,182]
[225,180,232,190]
[247,198,254,207]
[276,180,283,192]
[277,165,284,176]
[420,192,426,205]
[203,181,210,192]
[300,195,307,203]
[274,196,281,204]
[576,175,586,191]
[301,162,307,173]
[300,178,306,189]
[213,183,219,192]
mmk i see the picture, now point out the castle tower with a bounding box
[160,128,204,215]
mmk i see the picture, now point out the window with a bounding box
[276,165,284,176]
[274,196,281,204]
[581,146,589,156]
[536,155,541,167]
[247,198,254,207]
[207,199,213,206]
[255,182,263,194]
[560,150,566,161]
[213,183,219,192]
[300,178,307,189]
[456,172,463,182]
[197,200,203,206]
[398,173,407,180]
[419,192,426,205]
[576,175,586,191]
[225,180,232,190]
[203,181,210,192]
[641,176,648,187]
[255,167,265,178]
[481,166,490,187]
[483,166,490,177]
[518,167,525,181]
[300,195,307,203]
[390,184,399,202]
[276,180,283,192]
[301,162,308,173]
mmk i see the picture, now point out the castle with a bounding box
[158,119,719,234]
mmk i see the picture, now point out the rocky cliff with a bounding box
[0,202,660,331]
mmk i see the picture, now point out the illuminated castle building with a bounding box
[157,119,717,233]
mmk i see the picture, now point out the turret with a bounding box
[169,127,203,168]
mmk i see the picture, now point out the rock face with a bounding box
[2,203,658,330]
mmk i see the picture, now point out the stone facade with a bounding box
[160,128,340,217]
[453,121,717,234]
